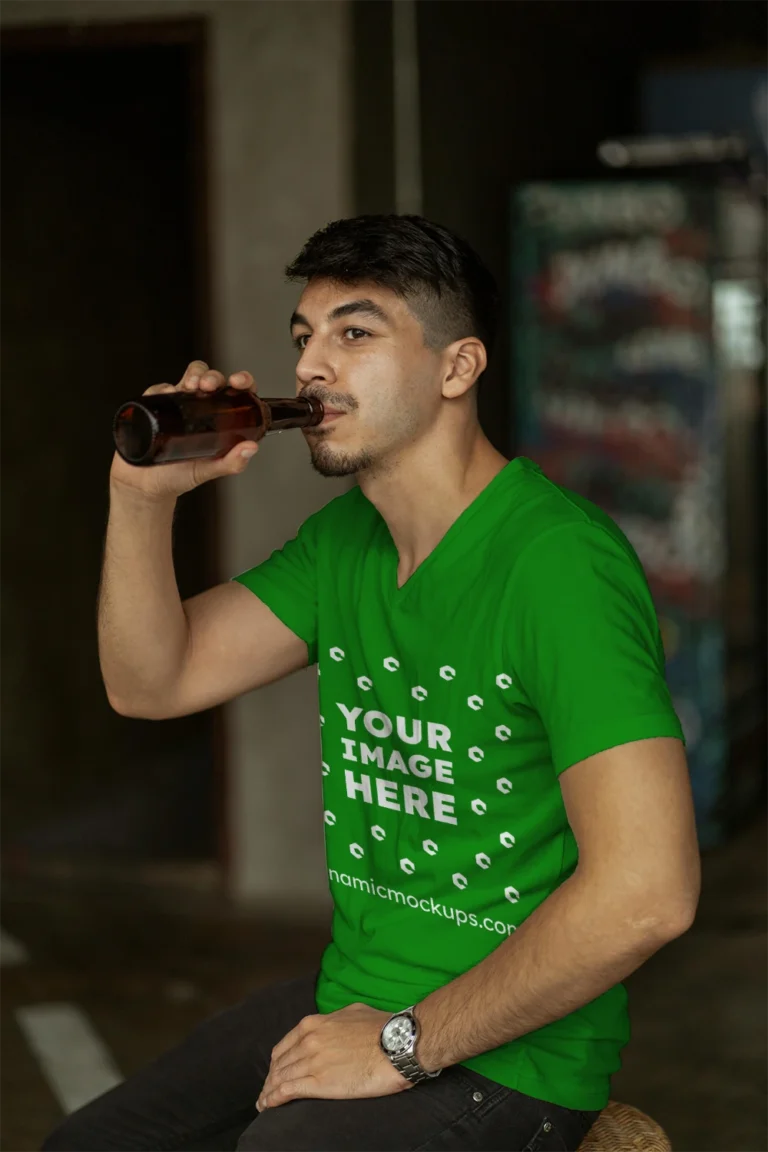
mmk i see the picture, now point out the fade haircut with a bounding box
[285,215,499,372]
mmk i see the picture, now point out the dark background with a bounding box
[355,0,766,451]
[1,26,223,862]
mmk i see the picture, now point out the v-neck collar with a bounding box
[379,458,532,603]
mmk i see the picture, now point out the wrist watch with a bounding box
[379,1005,442,1085]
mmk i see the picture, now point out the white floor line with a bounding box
[16,1003,123,1114]
[0,927,30,966]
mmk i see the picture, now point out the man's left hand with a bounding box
[256,1003,412,1112]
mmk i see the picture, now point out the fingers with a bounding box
[143,361,209,397]
[229,370,257,391]
[180,360,209,387]
[142,382,177,396]
[183,368,224,392]
[181,363,255,392]
[189,439,258,489]
[143,363,256,398]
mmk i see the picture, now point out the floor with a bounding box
[2,813,766,1152]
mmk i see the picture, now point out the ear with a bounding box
[442,338,487,400]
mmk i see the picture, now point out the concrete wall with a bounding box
[2,0,354,915]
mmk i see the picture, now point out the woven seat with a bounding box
[577,1100,672,1151]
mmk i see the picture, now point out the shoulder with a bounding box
[503,458,646,585]
[292,482,385,571]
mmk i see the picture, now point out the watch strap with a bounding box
[390,1047,441,1084]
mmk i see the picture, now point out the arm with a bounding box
[413,735,701,1072]
[97,484,188,714]
[98,484,308,720]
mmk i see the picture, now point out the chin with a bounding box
[308,441,376,479]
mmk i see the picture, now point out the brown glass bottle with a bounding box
[112,388,325,466]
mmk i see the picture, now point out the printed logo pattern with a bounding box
[321,646,521,915]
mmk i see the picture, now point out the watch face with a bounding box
[382,1014,416,1054]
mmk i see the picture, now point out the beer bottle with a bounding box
[113,388,324,466]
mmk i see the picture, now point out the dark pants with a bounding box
[41,973,601,1152]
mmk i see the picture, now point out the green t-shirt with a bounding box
[232,457,684,1110]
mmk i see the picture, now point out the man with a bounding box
[47,215,700,1151]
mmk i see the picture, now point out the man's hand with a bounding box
[256,1003,412,1112]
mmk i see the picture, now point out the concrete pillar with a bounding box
[2,0,354,914]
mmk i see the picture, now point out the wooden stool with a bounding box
[578,1100,672,1151]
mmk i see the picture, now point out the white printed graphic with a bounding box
[323,647,528,938]
[320,715,325,726]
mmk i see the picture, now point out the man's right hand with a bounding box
[109,360,261,501]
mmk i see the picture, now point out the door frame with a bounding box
[1,15,230,886]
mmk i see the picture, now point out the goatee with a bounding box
[308,442,374,479]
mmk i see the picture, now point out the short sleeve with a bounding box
[230,514,319,665]
[506,522,684,774]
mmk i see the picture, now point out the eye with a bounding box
[293,333,310,351]
[344,327,369,341]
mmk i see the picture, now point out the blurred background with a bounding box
[1,2,765,1149]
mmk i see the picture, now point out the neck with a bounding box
[357,426,509,583]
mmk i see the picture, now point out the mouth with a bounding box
[319,410,346,425]
[302,397,350,430]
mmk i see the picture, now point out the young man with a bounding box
[49,215,700,1152]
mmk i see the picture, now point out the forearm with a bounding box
[414,870,685,1073]
[97,483,189,712]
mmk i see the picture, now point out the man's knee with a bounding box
[235,1118,260,1152]
[41,1115,96,1151]
[40,1119,74,1147]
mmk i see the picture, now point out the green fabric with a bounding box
[232,457,684,1111]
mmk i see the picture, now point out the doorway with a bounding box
[0,19,225,866]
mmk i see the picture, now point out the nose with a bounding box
[295,343,336,388]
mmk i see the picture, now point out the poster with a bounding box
[512,181,727,845]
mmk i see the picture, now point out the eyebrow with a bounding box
[289,298,392,332]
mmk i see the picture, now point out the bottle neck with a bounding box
[265,397,324,433]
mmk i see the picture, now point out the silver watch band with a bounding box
[390,1048,440,1084]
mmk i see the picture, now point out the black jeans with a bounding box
[41,973,601,1152]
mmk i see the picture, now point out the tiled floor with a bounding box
[2,813,766,1151]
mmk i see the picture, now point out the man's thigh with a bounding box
[236,1067,596,1152]
[42,972,320,1151]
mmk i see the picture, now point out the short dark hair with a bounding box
[285,214,499,365]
